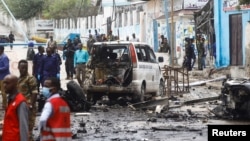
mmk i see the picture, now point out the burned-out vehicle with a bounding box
[214,77,250,119]
[83,41,166,103]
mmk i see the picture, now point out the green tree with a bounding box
[0,0,44,20]
[239,0,250,5]
[42,0,98,28]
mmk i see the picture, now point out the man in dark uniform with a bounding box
[184,38,194,71]
[17,59,38,141]
[197,36,205,70]
[38,47,60,86]
[32,46,45,92]
[63,39,75,80]
[37,47,60,112]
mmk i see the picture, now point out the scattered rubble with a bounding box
[29,67,250,140]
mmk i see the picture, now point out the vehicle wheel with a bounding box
[157,80,166,97]
[67,80,86,100]
[132,83,145,103]
[140,84,146,102]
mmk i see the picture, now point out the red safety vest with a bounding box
[41,97,71,141]
[2,93,27,141]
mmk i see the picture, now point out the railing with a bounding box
[0,43,65,46]
[162,65,189,97]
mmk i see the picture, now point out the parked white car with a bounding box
[83,41,166,103]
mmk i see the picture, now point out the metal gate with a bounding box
[229,14,243,66]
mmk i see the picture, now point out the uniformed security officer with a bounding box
[197,36,205,70]
[17,59,38,141]
[38,47,60,86]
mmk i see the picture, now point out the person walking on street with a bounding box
[2,74,29,141]
[0,46,10,109]
[63,39,75,80]
[17,59,38,141]
[33,46,45,92]
[74,43,89,87]
[8,31,15,50]
[39,77,71,141]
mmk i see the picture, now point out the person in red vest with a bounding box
[39,77,71,141]
[2,74,29,141]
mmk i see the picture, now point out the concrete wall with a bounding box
[214,0,250,68]
[214,0,250,77]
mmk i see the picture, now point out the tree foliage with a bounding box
[239,0,250,5]
[0,0,44,20]
[42,0,97,19]
[0,0,98,20]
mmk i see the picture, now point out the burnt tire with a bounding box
[132,83,145,103]
[67,80,86,100]
[157,80,166,97]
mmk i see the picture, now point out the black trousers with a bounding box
[65,58,74,78]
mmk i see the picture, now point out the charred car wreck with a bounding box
[83,41,166,103]
[213,77,250,119]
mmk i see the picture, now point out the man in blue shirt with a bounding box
[74,43,89,87]
[0,46,10,109]
[38,47,60,86]
[33,46,45,92]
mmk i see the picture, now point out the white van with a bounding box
[83,41,165,103]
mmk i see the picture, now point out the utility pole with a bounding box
[170,0,175,66]
[164,0,170,44]
[1,0,29,43]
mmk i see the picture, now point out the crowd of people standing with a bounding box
[0,34,77,140]
[183,34,208,71]
[0,30,144,140]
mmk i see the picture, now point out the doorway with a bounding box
[229,14,243,66]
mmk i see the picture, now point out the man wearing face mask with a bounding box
[74,43,89,87]
[39,77,71,141]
